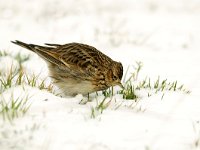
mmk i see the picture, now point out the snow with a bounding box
[1,0,200,150]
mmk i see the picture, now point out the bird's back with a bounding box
[51,42,113,68]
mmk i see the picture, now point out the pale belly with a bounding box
[47,64,98,96]
[52,78,95,96]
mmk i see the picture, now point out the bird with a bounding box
[11,40,123,96]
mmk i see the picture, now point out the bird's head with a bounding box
[107,62,123,89]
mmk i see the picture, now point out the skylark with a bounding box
[12,40,123,96]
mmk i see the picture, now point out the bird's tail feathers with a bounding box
[11,40,52,52]
[11,40,34,51]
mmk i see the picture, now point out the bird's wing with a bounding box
[58,43,113,71]
[11,40,63,66]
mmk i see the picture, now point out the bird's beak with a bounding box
[111,80,124,89]
[118,83,124,89]
[116,81,124,89]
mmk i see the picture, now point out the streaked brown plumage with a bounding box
[11,40,123,96]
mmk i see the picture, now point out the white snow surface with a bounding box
[1,0,200,150]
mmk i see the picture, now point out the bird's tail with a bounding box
[11,40,51,53]
[11,40,62,66]
[11,40,35,51]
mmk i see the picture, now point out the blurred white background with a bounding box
[1,0,200,51]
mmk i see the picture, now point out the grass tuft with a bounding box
[0,66,54,95]
[120,62,190,101]
[90,97,112,119]
[0,51,55,122]
[0,94,31,122]
[0,50,9,57]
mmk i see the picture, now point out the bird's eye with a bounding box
[112,75,117,80]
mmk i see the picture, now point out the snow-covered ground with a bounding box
[1,0,200,150]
